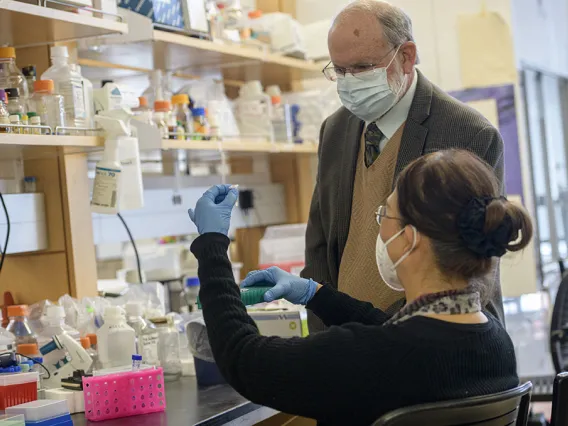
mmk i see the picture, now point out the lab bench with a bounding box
[71,377,278,426]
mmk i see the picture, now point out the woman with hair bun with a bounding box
[187,149,533,426]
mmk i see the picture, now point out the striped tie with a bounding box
[364,122,384,167]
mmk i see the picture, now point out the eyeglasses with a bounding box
[375,205,399,225]
[322,47,398,82]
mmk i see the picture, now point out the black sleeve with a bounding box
[191,233,404,424]
[307,285,390,327]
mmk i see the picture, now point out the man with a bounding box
[302,0,505,329]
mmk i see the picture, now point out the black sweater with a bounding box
[191,233,519,426]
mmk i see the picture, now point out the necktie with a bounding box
[364,122,384,168]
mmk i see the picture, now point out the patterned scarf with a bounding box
[383,288,482,326]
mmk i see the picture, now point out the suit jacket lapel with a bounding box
[336,113,364,260]
[394,69,433,181]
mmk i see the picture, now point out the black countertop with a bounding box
[71,377,278,426]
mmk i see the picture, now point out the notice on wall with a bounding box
[457,12,516,88]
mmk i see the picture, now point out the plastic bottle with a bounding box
[132,96,154,125]
[41,46,86,128]
[0,311,15,351]
[22,66,36,95]
[235,80,273,138]
[80,337,98,372]
[171,94,192,138]
[191,107,209,140]
[153,100,172,139]
[28,80,66,130]
[0,47,29,98]
[6,305,37,346]
[38,305,80,345]
[0,89,10,133]
[132,354,142,371]
[70,64,94,128]
[180,277,200,313]
[142,70,164,107]
[17,343,40,359]
[151,316,181,381]
[9,114,22,134]
[125,302,159,366]
[96,306,136,369]
[91,138,121,214]
[6,88,26,116]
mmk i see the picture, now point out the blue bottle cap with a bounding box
[132,354,142,361]
[191,107,205,116]
[185,277,200,288]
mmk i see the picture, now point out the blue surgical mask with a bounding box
[337,47,406,123]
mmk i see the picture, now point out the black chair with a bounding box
[373,382,533,426]
[550,269,568,374]
[550,372,568,425]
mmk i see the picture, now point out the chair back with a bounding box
[551,372,568,425]
[550,266,568,373]
[373,382,532,426]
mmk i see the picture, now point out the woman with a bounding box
[188,149,532,425]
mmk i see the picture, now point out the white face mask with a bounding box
[336,46,407,123]
[375,226,417,292]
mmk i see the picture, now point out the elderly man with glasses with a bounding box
[303,0,505,330]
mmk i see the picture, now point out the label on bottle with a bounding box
[91,166,120,208]
[57,79,86,122]
[141,332,160,365]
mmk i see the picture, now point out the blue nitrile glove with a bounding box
[240,266,318,305]
[188,184,239,235]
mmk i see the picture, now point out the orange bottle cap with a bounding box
[138,96,148,107]
[80,337,91,350]
[17,343,39,356]
[0,47,16,59]
[34,80,54,93]
[87,333,97,346]
[154,100,171,112]
[248,10,262,19]
[171,94,189,105]
[8,305,28,317]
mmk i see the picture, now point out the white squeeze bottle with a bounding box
[91,137,121,214]
[97,306,136,369]
[41,46,86,128]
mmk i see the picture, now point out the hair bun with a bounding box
[457,197,513,258]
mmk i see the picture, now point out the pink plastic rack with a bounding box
[83,367,166,421]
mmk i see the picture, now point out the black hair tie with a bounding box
[457,197,513,258]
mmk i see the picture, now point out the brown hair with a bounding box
[396,149,533,281]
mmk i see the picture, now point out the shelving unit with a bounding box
[0,0,128,46]
[0,134,103,148]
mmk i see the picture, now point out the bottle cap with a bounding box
[248,9,262,19]
[103,306,124,319]
[50,46,69,58]
[34,80,54,93]
[17,344,39,356]
[171,94,189,105]
[80,337,91,350]
[87,333,97,346]
[22,65,36,77]
[138,96,148,107]
[154,100,171,112]
[184,277,200,288]
[0,47,16,59]
[9,115,20,123]
[5,88,19,99]
[8,305,29,317]
[30,116,41,125]
[191,107,205,116]
[46,305,65,319]
[27,112,37,118]
[132,354,142,361]
[24,176,36,183]
[125,302,143,317]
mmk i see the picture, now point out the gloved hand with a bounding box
[188,184,239,235]
[240,266,318,305]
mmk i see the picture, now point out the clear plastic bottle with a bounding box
[131,354,142,371]
[151,316,181,382]
[0,310,15,351]
[125,302,159,366]
[191,107,209,140]
[29,80,66,130]
[80,337,98,373]
[96,306,136,369]
[41,46,86,128]
[180,277,200,313]
[142,70,164,107]
[132,96,154,125]
[171,94,192,138]
[22,66,36,96]
[37,305,80,370]
[6,305,37,346]
[70,64,93,128]
[0,89,10,133]
[0,47,29,98]
[6,88,26,116]
[9,114,22,134]
[153,100,172,139]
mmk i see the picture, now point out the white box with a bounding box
[0,194,47,254]
[249,308,308,338]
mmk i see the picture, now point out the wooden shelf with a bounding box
[0,134,103,147]
[0,1,128,46]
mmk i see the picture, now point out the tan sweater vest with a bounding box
[337,123,406,310]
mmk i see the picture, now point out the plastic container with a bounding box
[6,306,37,346]
[96,306,136,369]
[6,399,69,422]
[80,337,98,372]
[41,46,86,128]
[0,414,24,426]
[131,354,142,371]
[132,96,154,125]
[151,317,181,382]
[191,107,209,140]
[87,334,97,350]
[196,286,273,309]
[91,138,121,214]
[17,343,40,358]
[28,80,65,130]
[153,100,172,139]
[125,302,159,366]
[21,66,36,96]
[70,64,93,128]
[142,70,172,107]
[0,89,9,132]
[180,277,200,313]
[6,88,26,116]
[0,48,28,98]
[0,311,15,351]
[171,94,192,137]
[83,367,166,421]
[0,372,39,410]
[39,306,80,342]
[235,81,273,139]
[19,413,72,426]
